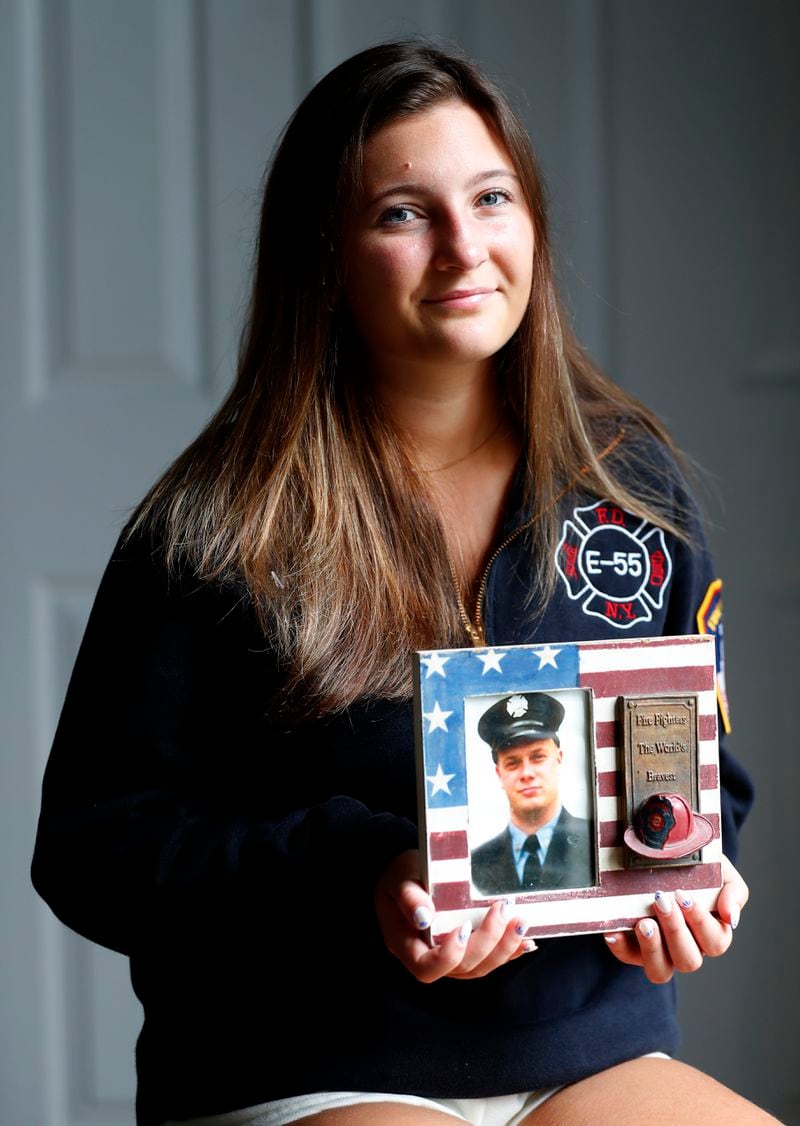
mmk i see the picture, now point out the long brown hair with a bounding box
[133,40,687,715]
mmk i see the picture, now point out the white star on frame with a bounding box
[476,648,505,674]
[426,763,456,796]
[420,652,450,678]
[423,701,453,733]
[535,645,561,669]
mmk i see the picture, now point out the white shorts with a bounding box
[166,1055,670,1126]
[165,1089,559,1126]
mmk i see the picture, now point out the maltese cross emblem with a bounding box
[555,500,672,629]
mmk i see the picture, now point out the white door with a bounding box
[1,1,299,1120]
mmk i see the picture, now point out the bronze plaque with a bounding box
[621,695,700,868]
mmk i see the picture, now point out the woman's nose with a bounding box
[432,215,487,271]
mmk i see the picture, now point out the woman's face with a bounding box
[343,99,535,380]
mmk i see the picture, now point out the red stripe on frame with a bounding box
[580,665,714,697]
[430,831,469,861]
[432,881,473,910]
[699,713,717,741]
[700,764,719,789]
[599,820,622,847]
[468,882,609,906]
[598,771,620,797]
[578,637,710,652]
[595,720,617,748]
[600,863,721,895]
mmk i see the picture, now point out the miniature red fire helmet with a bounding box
[624,792,714,860]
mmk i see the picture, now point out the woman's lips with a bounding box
[423,287,496,307]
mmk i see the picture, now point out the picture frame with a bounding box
[413,634,723,943]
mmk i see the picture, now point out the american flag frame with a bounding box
[413,634,723,942]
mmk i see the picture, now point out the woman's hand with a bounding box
[374,849,535,983]
[603,855,748,984]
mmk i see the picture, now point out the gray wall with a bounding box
[2,2,796,1122]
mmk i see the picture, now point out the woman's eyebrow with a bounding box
[363,168,520,211]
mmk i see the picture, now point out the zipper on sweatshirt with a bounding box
[448,516,539,647]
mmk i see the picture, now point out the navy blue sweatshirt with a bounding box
[31,435,753,1125]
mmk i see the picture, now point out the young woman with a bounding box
[32,40,769,1126]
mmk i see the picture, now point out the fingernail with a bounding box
[640,919,656,939]
[730,905,740,930]
[457,920,472,945]
[676,890,693,910]
[654,890,673,916]
[500,896,515,921]
[514,921,527,937]
[413,906,432,930]
[604,934,618,945]
[522,939,538,953]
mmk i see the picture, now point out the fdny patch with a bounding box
[696,578,731,734]
[555,500,673,630]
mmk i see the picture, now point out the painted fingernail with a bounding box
[730,905,740,930]
[654,890,673,915]
[500,896,515,921]
[457,920,472,945]
[522,940,538,953]
[515,921,527,937]
[604,934,618,945]
[413,906,433,930]
[640,919,656,939]
[676,890,693,910]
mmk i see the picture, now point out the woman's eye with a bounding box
[380,206,417,225]
[477,189,510,208]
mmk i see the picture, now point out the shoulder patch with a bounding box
[696,578,731,734]
[554,500,672,630]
